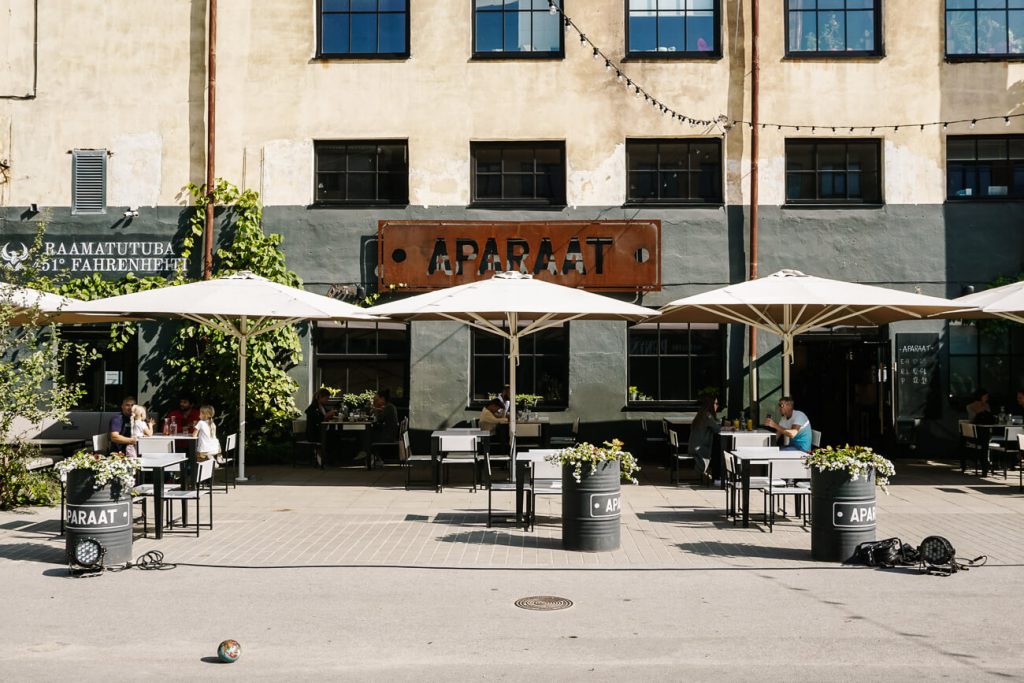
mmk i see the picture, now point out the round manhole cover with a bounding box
[515,596,573,611]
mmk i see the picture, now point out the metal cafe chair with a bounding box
[483,449,525,528]
[401,430,436,491]
[668,428,697,485]
[760,460,811,532]
[161,458,215,537]
[438,433,482,492]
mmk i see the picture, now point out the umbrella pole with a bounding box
[782,333,792,397]
[237,320,248,482]
[508,313,518,484]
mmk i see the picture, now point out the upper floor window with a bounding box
[947,135,1024,199]
[786,0,882,56]
[626,138,723,204]
[628,323,723,403]
[947,0,1024,58]
[626,0,720,58]
[314,140,409,206]
[471,141,566,206]
[72,149,107,215]
[785,139,882,204]
[318,0,409,58]
[473,0,564,58]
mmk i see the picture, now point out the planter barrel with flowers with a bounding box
[546,440,639,552]
[806,445,896,563]
[57,450,141,567]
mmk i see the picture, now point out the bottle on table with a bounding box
[170,417,178,435]
[162,418,170,435]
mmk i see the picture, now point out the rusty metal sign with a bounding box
[377,220,660,291]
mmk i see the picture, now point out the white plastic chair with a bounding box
[760,459,812,531]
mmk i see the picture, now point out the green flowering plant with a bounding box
[340,390,376,411]
[545,439,640,484]
[56,449,141,494]
[804,444,895,492]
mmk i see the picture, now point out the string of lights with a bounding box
[549,0,1021,136]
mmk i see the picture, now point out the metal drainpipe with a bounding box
[748,0,760,419]
[204,0,217,280]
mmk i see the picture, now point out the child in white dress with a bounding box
[193,405,221,462]
[126,404,153,457]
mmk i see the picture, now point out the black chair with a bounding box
[483,450,524,528]
[640,418,667,461]
[292,419,321,469]
[549,417,580,448]
[161,458,215,537]
[216,433,237,492]
[668,429,697,485]
[402,431,436,491]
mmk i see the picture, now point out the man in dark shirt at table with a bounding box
[109,396,137,454]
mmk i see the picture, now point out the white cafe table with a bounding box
[730,448,805,528]
[140,452,187,540]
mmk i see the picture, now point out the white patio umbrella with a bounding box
[950,280,1024,323]
[1,283,131,325]
[366,271,652,464]
[63,271,379,480]
[650,269,970,395]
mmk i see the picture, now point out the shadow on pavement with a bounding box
[436,529,563,550]
[676,541,813,562]
[0,542,66,564]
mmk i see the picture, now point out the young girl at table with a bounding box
[126,404,153,457]
[193,404,221,463]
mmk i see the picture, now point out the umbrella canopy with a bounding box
[950,280,1024,323]
[0,283,131,325]
[651,269,970,394]
[367,271,652,464]
[64,271,379,480]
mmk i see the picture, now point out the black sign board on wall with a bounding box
[895,333,941,420]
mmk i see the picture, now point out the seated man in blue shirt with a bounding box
[108,396,136,454]
[763,396,812,452]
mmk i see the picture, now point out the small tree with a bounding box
[0,226,95,509]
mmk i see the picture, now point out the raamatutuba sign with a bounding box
[0,239,186,275]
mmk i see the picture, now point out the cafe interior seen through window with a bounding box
[628,323,722,402]
[946,0,1024,58]
[626,138,723,204]
[471,324,568,407]
[62,327,138,412]
[785,139,881,204]
[948,321,1024,414]
[786,0,881,56]
[315,321,410,405]
[471,141,566,206]
[314,140,408,206]
[947,136,1024,199]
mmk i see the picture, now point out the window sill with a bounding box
[782,51,884,61]
[622,52,722,62]
[622,201,724,209]
[945,54,1024,63]
[945,197,1024,203]
[467,203,567,211]
[470,52,564,61]
[312,53,410,62]
[466,401,567,413]
[623,401,700,412]
[782,202,885,210]
[308,202,409,210]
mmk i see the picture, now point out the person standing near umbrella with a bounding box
[763,397,812,452]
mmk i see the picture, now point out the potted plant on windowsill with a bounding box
[545,439,640,552]
[56,450,142,566]
[804,445,895,563]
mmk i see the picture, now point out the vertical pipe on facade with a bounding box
[748,0,760,419]
[204,0,217,280]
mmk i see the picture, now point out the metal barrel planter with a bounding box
[810,468,877,562]
[64,469,133,566]
[562,461,621,552]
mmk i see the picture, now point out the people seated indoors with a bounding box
[480,398,509,434]
[166,394,201,433]
[967,388,996,425]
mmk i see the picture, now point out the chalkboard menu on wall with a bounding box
[895,333,941,419]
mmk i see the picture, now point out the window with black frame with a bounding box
[471,141,566,206]
[318,0,409,58]
[626,138,722,204]
[315,322,410,404]
[626,0,720,57]
[314,141,408,206]
[627,323,722,403]
[947,136,1024,199]
[474,0,563,57]
[785,139,882,204]
[947,321,1024,411]
[471,325,568,406]
[786,0,882,56]
[62,328,138,412]
[946,0,1024,58]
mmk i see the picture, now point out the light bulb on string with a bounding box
[563,17,570,32]
[1006,117,1011,126]
[605,59,612,70]
[971,119,977,128]
[593,47,600,59]
[548,1,558,15]
[579,33,587,46]
[943,122,948,129]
